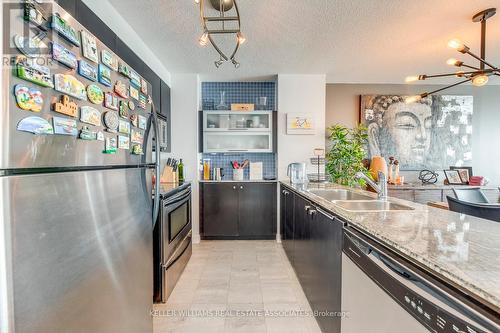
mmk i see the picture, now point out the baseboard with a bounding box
[192,234,201,244]
[200,235,276,240]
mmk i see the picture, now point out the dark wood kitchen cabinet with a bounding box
[201,182,277,239]
[280,187,295,262]
[280,185,342,333]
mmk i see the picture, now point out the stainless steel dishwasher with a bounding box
[341,228,499,333]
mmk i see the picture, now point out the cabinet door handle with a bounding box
[240,185,244,190]
[233,186,237,190]
[304,205,311,212]
[308,209,317,217]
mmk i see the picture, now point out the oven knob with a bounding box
[411,301,416,309]
[404,296,410,304]
[417,306,423,314]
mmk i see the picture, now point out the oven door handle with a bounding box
[164,188,191,207]
[162,231,192,270]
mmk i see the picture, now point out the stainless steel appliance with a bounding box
[157,115,169,152]
[342,228,499,333]
[287,162,307,184]
[0,3,160,332]
[154,183,192,303]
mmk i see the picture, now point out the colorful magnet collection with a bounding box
[119,101,129,119]
[78,60,98,81]
[104,92,119,110]
[16,56,53,88]
[101,50,118,71]
[129,85,139,100]
[17,116,54,135]
[118,119,130,135]
[53,95,78,118]
[52,13,80,46]
[51,42,78,68]
[103,111,119,133]
[53,116,78,136]
[12,10,150,154]
[80,106,101,126]
[118,135,130,150]
[87,84,104,104]
[81,30,99,63]
[114,80,128,98]
[138,115,147,130]
[54,74,87,100]
[24,0,48,31]
[98,64,112,87]
[14,84,44,112]
[13,32,46,58]
[138,94,147,109]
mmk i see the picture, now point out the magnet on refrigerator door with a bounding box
[80,30,98,63]
[53,116,78,136]
[17,116,54,135]
[14,84,44,112]
[78,60,98,81]
[98,64,112,87]
[52,95,78,118]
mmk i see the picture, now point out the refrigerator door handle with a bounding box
[149,101,161,227]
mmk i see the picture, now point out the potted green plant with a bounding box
[326,124,370,187]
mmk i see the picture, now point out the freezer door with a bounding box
[0,167,154,333]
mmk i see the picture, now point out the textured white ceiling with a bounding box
[108,0,500,83]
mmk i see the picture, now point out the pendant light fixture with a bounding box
[195,0,245,68]
[405,8,499,103]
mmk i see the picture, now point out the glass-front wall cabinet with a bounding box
[202,111,273,152]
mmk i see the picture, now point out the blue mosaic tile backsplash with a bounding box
[201,153,276,180]
[201,82,276,110]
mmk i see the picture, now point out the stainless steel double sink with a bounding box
[307,189,414,212]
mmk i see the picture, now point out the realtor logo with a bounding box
[3,1,56,67]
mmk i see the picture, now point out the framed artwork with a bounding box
[360,95,473,170]
[286,113,315,135]
[450,166,473,184]
[444,169,463,185]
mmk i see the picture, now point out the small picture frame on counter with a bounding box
[444,169,464,185]
[450,166,473,184]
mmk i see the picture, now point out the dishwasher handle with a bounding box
[344,230,498,333]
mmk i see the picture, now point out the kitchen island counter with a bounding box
[280,180,500,315]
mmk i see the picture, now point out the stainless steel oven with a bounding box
[154,184,192,303]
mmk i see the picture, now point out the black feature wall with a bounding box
[57,0,172,152]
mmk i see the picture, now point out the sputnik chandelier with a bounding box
[405,8,499,103]
[195,0,246,68]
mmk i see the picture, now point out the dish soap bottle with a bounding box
[178,159,184,183]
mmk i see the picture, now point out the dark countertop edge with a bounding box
[279,181,500,317]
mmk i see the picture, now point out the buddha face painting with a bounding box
[361,95,473,170]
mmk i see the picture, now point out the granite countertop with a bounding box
[280,180,500,313]
[388,183,499,190]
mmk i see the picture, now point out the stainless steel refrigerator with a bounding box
[0,2,160,332]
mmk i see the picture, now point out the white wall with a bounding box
[277,75,327,178]
[82,0,171,85]
[169,74,201,243]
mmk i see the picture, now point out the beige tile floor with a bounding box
[153,240,322,333]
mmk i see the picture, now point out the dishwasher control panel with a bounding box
[401,291,485,333]
[343,231,495,333]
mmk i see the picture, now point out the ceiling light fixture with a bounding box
[405,8,499,103]
[195,0,245,68]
